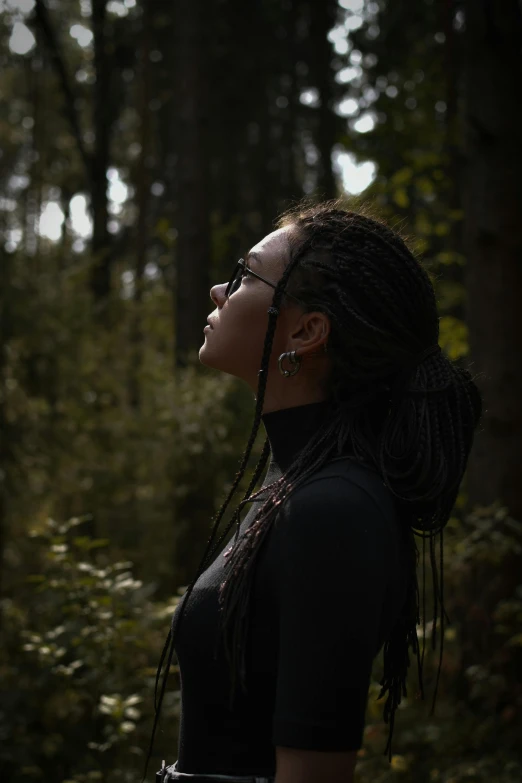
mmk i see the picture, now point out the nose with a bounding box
[210,282,227,307]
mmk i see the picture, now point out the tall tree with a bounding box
[463,0,522,518]
[90,0,113,301]
[311,0,339,200]
[173,0,211,368]
[33,0,115,301]
[0,197,10,612]
[128,0,152,408]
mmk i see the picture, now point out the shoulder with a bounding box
[266,457,402,610]
[281,457,396,532]
[263,459,401,581]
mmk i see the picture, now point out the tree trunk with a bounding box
[129,0,152,409]
[33,0,91,178]
[0,197,12,614]
[173,0,211,369]
[462,0,522,519]
[90,0,112,301]
[310,0,338,200]
[440,0,466,324]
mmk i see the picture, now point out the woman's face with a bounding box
[199,225,331,405]
[199,226,296,389]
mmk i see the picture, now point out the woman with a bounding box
[147,202,482,783]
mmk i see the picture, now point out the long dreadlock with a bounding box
[143,200,482,779]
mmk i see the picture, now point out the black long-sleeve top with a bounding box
[173,399,409,777]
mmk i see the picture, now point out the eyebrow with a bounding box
[245,251,261,266]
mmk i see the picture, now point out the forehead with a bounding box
[247,226,290,276]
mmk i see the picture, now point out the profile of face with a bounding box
[199,225,331,413]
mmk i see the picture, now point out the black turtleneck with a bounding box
[173,400,408,777]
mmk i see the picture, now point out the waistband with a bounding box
[157,760,274,783]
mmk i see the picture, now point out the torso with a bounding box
[173,456,408,776]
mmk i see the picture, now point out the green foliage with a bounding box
[1,0,520,781]
[0,516,182,783]
[0,245,261,782]
[356,503,522,783]
[2,245,258,592]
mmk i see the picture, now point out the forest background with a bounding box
[1,0,521,781]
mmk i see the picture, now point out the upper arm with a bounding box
[275,746,357,783]
[271,475,396,756]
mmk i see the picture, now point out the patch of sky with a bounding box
[299,88,320,108]
[333,147,376,195]
[107,1,128,17]
[5,228,23,253]
[338,0,364,12]
[151,182,165,197]
[70,24,93,48]
[144,262,160,280]
[121,270,135,299]
[0,198,17,212]
[26,170,128,245]
[39,203,65,241]
[8,21,35,55]
[108,168,129,205]
[335,65,363,84]
[80,0,91,17]
[344,15,363,32]
[8,174,30,191]
[0,0,35,14]
[327,24,351,56]
[351,112,376,133]
[69,195,93,239]
[337,98,359,117]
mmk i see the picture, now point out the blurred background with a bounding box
[1,0,521,781]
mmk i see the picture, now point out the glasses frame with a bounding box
[225,258,304,305]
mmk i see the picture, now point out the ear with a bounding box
[289,311,330,355]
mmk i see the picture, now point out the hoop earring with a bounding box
[278,350,302,377]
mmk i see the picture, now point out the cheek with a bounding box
[237,305,270,359]
[271,312,292,355]
[203,297,271,372]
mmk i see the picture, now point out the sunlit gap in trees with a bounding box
[327,0,378,190]
[3,0,377,247]
[3,0,136,55]
[5,155,375,256]
[3,170,129,254]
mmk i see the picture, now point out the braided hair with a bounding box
[143,200,482,778]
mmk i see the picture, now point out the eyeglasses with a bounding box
[225,258,303,304]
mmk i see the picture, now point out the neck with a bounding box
[260,390,330,416]
[260,398,334,473]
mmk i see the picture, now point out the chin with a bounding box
[198,342,212,366]
[199,345,248,382]
[199,341,223,372]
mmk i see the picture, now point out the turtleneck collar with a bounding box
[261,398,335,474]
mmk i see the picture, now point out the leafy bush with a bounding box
[0,515,181,783]
[355,502,522,783]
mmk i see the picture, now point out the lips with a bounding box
[206,318,214,329]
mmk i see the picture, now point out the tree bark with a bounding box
[463,0,522,519]
[90,0,113,301]
[33,0,114,301]
[0,191,12,614]
[310,0,338,200]
[173,0,211,368]
[128,0,152,409]
[440,0,465,323]
[33,0,92,179]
